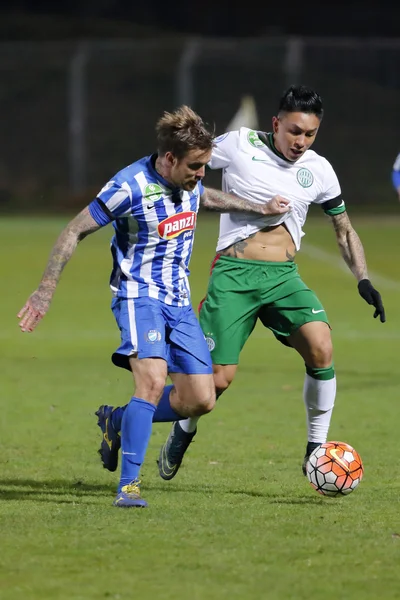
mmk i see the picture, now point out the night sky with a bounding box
[0,1,400,38]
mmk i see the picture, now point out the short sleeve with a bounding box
[208,131,239,170]
[88,180,134,226]
[314,159,346,216]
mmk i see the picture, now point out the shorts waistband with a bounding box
[215,255,297,268]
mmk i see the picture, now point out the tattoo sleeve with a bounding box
[330,212,369,281]
[201,187,261,213]
[38,207,102,297]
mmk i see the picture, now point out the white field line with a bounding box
[302,243,400,292]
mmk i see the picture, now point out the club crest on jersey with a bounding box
[146,329,162,343]
[297,168,314,188]
[247,130,265,148]
[158,211,196,240]
[144,183,163,202]
[205,335,215,351]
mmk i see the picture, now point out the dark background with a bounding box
[0,2,399,210]
[1,2,400,39]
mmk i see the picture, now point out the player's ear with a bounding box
[164,151,176,166]
[272,116,279,133]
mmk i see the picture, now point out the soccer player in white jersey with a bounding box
[17,105,289,508]
[155,85,386,479]
[392,152,400,201]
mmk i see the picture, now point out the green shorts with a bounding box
[199,255,329,364]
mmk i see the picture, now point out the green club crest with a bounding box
[247,130,264,148]
[296,168,314,188]
[205,335,215,352]
[144,183,163,202]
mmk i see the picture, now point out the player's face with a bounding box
[167,148,212,191]
[272,112,321,162]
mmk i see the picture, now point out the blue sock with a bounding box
[153,385,182,422]
[119,397,156,492]
[111,385,180,431]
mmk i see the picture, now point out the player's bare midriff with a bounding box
[219,223,296,262]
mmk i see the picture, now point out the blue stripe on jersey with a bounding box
[150,198,169,302]
[392,169,400,189]
[89,198,112,226]
[110,219,131,292]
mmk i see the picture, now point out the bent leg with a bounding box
[289,321,336,467]
[170,372,216,417]
[157,373,215,480]
[176,363,238,433]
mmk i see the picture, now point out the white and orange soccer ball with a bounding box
[305,441,364,497]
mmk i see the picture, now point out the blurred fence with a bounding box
[1,37,399,211]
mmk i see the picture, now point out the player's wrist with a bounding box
[357,279,371,290]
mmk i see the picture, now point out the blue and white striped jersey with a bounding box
[392,152,400,191]
[89,154,204,306]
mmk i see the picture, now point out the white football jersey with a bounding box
[208,128,345,251]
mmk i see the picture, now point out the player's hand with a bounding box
[261,195,291,216]
[357,279,386,323]
[17,290,52,332]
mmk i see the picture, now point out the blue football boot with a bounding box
[113,480,147,508]
[95,405,121,472]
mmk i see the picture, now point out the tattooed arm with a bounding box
[330,211,385,322]
[18,207,102,332]
[330,211,368,281]
[201,187,290,215]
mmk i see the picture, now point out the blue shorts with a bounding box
[111,297,213,375]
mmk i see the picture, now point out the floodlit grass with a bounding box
[1,213,400,599]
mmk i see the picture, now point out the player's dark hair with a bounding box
[278,85,324,121]
[156,105,215,159]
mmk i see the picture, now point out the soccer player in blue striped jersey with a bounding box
[392,152,400,201]
[18,105,290,508]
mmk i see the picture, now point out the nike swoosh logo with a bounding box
[311,308,325,314]
[252,156,268,162]
[161,448,176,474]
[330,448,350,472]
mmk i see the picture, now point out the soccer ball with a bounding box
[305,441,363,497]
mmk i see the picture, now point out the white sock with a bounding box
[179,417,199,433]
[303,373,336,443]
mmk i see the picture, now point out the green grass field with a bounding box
[1,213,400,600]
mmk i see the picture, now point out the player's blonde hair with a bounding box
[156,105,215,159]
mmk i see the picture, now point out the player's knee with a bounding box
[213,366,235,395]
[136,375,166,404]
[308,337,333,368]
[192,393,216,416]
[192,381,216,415]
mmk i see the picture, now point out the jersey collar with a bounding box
[263,132,291,162]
